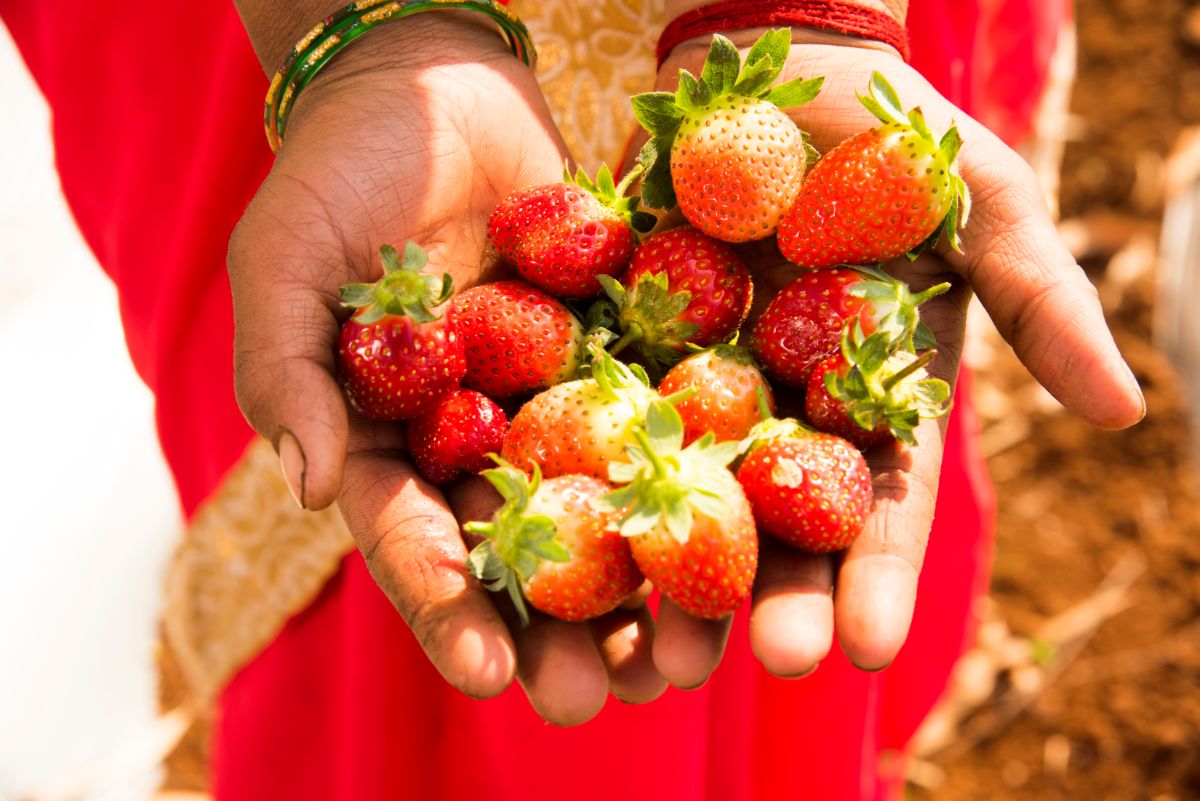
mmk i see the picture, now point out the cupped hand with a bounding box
[229,14,667,726]
[655,29,1145,679]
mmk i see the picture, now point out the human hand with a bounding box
[229,14,667,726]
[651,29,1145,679]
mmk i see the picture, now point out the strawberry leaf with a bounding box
[645,400,685,456]
[939,125,963,164]
[402,241,428,272]
[731,55,778,98]
[631,92,684,134]
[908,107,934,143]
[701,34,741,96]
[636,134,677,210]
[913,321,938,351]
[744,28,790,79]
[762,76,824,109]
[867,71,906,124]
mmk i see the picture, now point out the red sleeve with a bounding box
[1,2,271,515]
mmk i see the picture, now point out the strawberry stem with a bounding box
[881,349,937,392]
[609,328,641,357]
[614,164,645,199]
[632,426,672,480]
[911,281,952,306]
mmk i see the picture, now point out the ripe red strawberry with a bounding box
[501,346,659,480]
[749,265,948,389]
[631,30,823,242]
[488,165,652,299]
[778,71,971,268]
[602,401,757,619]
[466,464,642,624]
[407,389,509,484]
[657,344,774,444]
[337,242,465,420]
[453,280,584,398]
[736,418,873,553]
[598,226,753,368]
[806,329,951,448]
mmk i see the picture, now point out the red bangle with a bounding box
[656,0,910,67]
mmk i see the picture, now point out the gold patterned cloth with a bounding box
[163,0,667,701]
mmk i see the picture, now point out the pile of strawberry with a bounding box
[334,30,969,625]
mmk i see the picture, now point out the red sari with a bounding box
[0,1,1064,797]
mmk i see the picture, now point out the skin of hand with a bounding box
[229,13,672,727]
[652,29,1146,681]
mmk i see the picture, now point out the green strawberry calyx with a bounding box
[600,400,738,545]
[631,29,825,210]
[464,460,571,627]
[849,264,950,352]
[569,163,658,235]
[738,413,811,458]
[596,272,700,372]
[858,71,972,255]
[823,324,952,446]
[339,242,454,325]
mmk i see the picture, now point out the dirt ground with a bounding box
[908,0,1200,798]
[161,0,1200,796]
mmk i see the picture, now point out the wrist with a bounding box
[657,0,910,67]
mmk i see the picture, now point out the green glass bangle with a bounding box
[264,0,537,151]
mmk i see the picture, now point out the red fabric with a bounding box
[656,0,911,65]
[0,1,1063,798]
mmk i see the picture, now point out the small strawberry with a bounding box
[453,280,585,399]
[597,226,753,368]
[466,463,642,624]
[657,344,775,445]
[806,328,951,448]
[501,345,659,480]
[749,265,948,389]
[632,30,823,242]
[337,242,465,420]
[488,164,653,299]
[736,418,873,553]
[601,401,757,620]
[407,389,509,484]
[778,71,971,268]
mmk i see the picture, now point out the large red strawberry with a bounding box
[598,226,753,368]
[602,401,757,619]
[465,463,642,624]
[631,30,823,242]
[501,345,659,480]
[657,344,774,444]
[337,242,465,420]
[806,328,951,448]
[736,418,873,553]
[407,389,509,484]
[749,265,948,389]
[488,165,652,299]
[778,71,971,268]
[453,280,584,399]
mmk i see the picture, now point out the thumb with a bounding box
[228,219,349,510]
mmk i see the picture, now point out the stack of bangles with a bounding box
[263,0,909,151]
[263,0,537,151]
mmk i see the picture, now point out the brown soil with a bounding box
[909,0,1200,798]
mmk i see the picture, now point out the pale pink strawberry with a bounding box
[466,464,642,624]
[631,30,823,242]
[501,346,658,480]
[657,345,774,444]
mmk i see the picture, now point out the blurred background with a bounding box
[1,0,1198,799]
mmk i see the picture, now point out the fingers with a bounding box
[949,139,1145,430]
[514,616,610,726]
[653,598,733,689]
[834,426,941,670]
[340,449,518,699]
[749,541,835,677]
[590,605,668,703]
[229,217,350,510]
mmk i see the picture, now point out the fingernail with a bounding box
[278,429,306,509]
[1123,360,1147,422]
